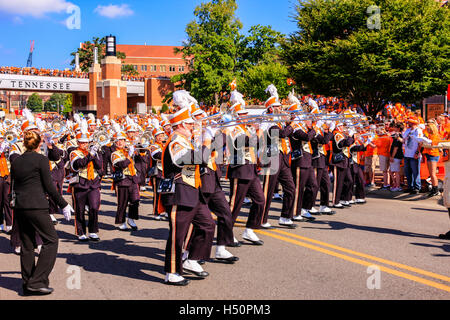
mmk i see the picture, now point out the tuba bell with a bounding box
[51,120,66,135]
[5,131,18,145]
[136,133,152,149]
[92,129,111,148]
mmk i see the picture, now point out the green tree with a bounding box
[239,60,290,104]
[161,104,169,113]
[237,25,284,72]
[282,0,450,117]
[62,94,73,116]
[172,0,243,105]
[44,93,66,112]
[70,37,138,76]
[27,93,43,112]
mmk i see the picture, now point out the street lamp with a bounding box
[105,35,116,57]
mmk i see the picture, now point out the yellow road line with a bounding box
[257,230,450,293]
[103,181,450,292]
[270,229,450,284]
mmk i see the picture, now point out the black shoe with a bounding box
[23,286,54,296]
[227,241,242,248]
[164,279,190,286]
[52,221,59,226]
[242,237,264,246]
[409,189,419,195]
[183,268,209,278]
[438,231,450,240]
[321,210,336,215]
[89,236,100,242]
[215,256,239,263]
[198,260,206,265]
[279,223,298,229]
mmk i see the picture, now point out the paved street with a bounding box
[0,180,449,300]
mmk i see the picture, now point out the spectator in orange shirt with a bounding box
[364,125,378,187]
[373,128,393,189]
[420,120,442,197]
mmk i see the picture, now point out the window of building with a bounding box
[160,65,166,72]
[141,65,147,72]
[178,65,185,72]
[133,65,138,71]
[151,65,157,72]
[169,65,176,72]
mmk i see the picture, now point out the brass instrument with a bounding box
[90,129,111,148]
[5,131,18,145]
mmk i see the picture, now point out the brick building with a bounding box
[117,44,189,79]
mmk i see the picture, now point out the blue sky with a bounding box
[0,0,299,70]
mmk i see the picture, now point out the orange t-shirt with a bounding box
[373,135,392,157]
[422,132,441,157]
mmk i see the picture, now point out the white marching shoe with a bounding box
[165,273,190,286]
[14,246,21,255]
[309,207,320,215]
[215,245,239,263]
[140,186,147,191]
[89,233,100,241]
[293,215,305,221]
[301,209,316,221]
[243,197,251,204]
[261,222,272,229]
[183,259,209,278]
[242,228,264,245]
[78,234,89,242]
[355,199,367,204]
[279,217,297,229]
[320,206,336,215]
[127,218,138,230]
[118,223,128,231]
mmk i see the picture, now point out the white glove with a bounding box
[328,122,336,132]
[0,141,8,154]
[62,204,74,222]
[348,129,356,137]
[128,146,135,157]
[90,145,98,156]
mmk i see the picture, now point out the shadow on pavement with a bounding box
[409,241,450,257]
[0,274,22,295]
[57,252,164,284]
[410,207,449,213]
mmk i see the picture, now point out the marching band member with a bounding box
[226,103,264,246]
[307,120,336,215]
[260,86,296,229]
[0,131,13,234]
[45,132,67,225]
[331,122,355,209]
[348,134,370,204]
[149,126,167,220]
[192,106,238,262]
[111,131,140,231]
[162,107,215,286]
[289,115,317,221]
[69,120,103,241]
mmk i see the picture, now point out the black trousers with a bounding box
[333,166,353,205]
[261,161,295,223]
[0,176,12,226]
[352,164,365,200]
[115,184,140,224]
[203,188,234,246]
[16,209,58,289]
[151,176,164,216]
[72,187,100,235]
[291,165,318,214]
[48,179,63,216]
[165,202,215,274]
[229,177,264,229]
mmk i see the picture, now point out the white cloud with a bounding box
[94,4,133,18]
[0,0,73,17]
